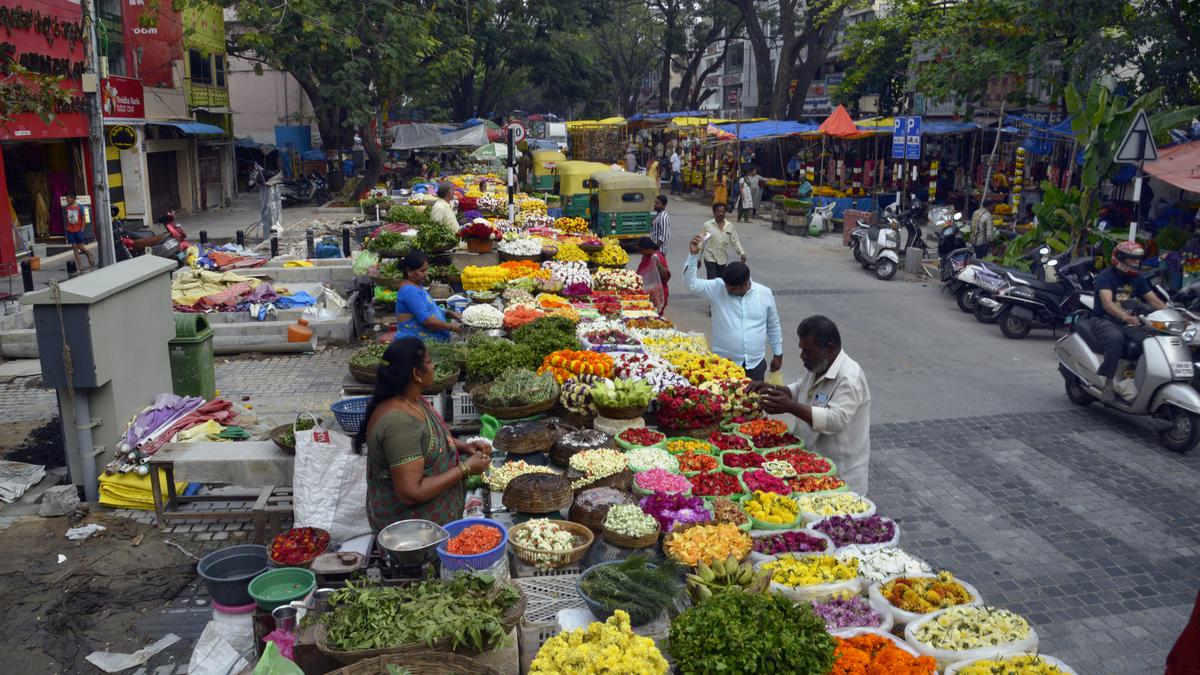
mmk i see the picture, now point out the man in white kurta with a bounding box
[754,316,872,495]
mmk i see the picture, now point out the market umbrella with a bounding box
[818,105,870,139]
[471,142,522,160]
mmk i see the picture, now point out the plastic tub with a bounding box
[437,518,509,572]
[197,544,269,606]
[247,567,316,611]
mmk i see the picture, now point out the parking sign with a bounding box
[892,117,906,159]
[905,116,922,160]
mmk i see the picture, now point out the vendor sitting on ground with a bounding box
[390,251,462,342]
[356,338,492,531]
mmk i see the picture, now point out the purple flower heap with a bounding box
[751,530,830,556]
[811,596,886,630]
[813,514,897,548]
[638,492,711,532]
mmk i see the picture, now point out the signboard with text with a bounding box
[101,76,145,121]
[892,118,906,159]
[905,116,922,160]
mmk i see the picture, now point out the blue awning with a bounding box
[713,120,819,140]
[152,121,227,135]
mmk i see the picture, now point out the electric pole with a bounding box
[83,0,116,268]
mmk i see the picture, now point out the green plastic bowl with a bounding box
[248,567,316,611]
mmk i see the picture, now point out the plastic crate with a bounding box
[509,551,583,579]
[453,392,480,424]
[422,392,445,419]
[513,573,586,673]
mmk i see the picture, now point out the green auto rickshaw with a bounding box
[589,170,658,245]
[555,160,611,219]
[531,149,566,191]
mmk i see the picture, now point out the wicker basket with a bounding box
[602,522,660,550]
[569,488,635,532]
[369,274,404,290]
[323,652,501,675]
[508,519,594,569]
[422,368,460,395]
[492,419,562,455]
[578,242,604,254]
[593,402,648,420]
[549,429,614,466]
[570,468,633,492]
[470,383,557,419]
[349,361,379,385]
[502,473,574,514]
[316,586,526,664]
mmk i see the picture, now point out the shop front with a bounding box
[0,0,95,271]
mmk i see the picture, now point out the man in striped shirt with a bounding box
[652,195,670,254]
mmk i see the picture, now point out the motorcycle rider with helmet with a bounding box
[1090,240,1166,402]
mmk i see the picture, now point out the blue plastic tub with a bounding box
[437,518,508,572]
[331,396,371,433]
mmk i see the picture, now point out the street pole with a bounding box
[506,128,516,222]
[1129,159,1143,242]
[83,0,115,268]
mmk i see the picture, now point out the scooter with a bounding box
[849,208,926,281]
[955,245,1055,318]
[280,172,332,207]
[1056,293,1200,453]
[987,257,1096,339]
[117,211,189,263]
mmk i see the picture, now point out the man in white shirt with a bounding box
[669,150,682,195]
[625,147,638,172]
[429,182,458,229]
[753,316,872,495]
[684,234,783,381]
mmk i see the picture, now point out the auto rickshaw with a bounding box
[589,170,658,245]
[554,160,610,219]
[531,149,566,191]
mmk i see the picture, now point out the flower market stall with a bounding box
[197,169,1078,674]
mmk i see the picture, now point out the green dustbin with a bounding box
[169,313,216,400]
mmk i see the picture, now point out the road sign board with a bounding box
[1115,110,1158,163]
[108,125,137,150]
[905,115,922,160]
[892,117,906,159]
[505,122,527,145]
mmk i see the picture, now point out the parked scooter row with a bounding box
[846,206,928,280]
[279,172,332,208]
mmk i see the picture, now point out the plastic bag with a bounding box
[867,572,985,628]
[811,515,901,554]
[252,641,303,675]
[904,607,1040,669]
[765,369,785,387]
[293,425,370,544]
[352,250,379,275]
[830,627,916,654]
[638,256,666,313]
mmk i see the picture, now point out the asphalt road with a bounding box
[659,194,1074,424]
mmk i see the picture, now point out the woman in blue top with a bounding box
[391,252,462,342]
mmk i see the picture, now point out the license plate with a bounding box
[1173,362,1194,378]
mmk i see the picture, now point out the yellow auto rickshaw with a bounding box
[554,160,610,219]
[531,149,566,191]
[589,170,658,245]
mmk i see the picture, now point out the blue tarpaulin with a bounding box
[1004,115,1075,156]
[713,120,819,140]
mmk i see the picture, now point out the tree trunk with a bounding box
[659,15,676,113]
[768,37,799,119]
[292,71,346,191]
[352,123,384,199]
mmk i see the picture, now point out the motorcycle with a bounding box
[280,172,332,207]
[955,245,1056,320]
[115,210,189,263]
[987,256,1096,339]
[1056,288,1200,453]
[848,208,927,281]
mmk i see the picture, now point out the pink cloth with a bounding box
[141,399,237,456]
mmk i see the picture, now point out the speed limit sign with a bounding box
[505,122,527,144]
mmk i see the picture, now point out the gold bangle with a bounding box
[459,463,471,480]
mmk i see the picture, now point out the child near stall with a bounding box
[636,236,671,314]
[64,194,94,270]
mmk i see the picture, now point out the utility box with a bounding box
[169,313,216,400]
[23,256,176,500]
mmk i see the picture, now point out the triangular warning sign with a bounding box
[1115,110,1158,163]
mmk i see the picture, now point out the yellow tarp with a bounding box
[283,260,314,268]
[566,117,627,130]
[98,469,187,511]
[171,269,265,306]
[174,420,227,443]
[673,116,766,129]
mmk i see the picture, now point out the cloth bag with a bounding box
[293,423,370,544]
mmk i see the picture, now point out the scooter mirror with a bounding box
[1038,246,1051,256]
[1047,258,1059,267]
[953,212,963,221]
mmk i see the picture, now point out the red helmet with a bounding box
[1112,240,1145,277]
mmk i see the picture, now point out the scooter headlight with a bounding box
[1182,327,1199,343]
[1146,318,1187,335]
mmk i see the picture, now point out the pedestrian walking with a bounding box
[698,202,745,280]
[669,149,682,195]
[64,194,93,270]
[651,194,670,254]
[625,146,637,172]
[752,316,872,495]
[636,236,671,314]
[683,234,782,382]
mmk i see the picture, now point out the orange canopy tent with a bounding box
[817,105,873,139]
[1144,140,1200,195]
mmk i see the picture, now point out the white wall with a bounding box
[118,128,150,226]
[226,53,315,145]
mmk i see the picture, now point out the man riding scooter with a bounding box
[1090,240,1166,403]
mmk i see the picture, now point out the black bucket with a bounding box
[197,544,270,606]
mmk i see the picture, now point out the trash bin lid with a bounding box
[174,313,210,338]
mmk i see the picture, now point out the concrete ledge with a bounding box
[0,329,39,359]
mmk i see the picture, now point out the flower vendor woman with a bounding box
[355,338,492,531]
[391,251,462,342]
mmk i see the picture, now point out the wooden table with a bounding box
[148,441,295,543]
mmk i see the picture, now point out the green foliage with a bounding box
[0,64,77,125]
[668,591,837,675]
[512,317,582,362]
[466,340,539,382]
[386,206,431,228]
[578,556,682,626]
[1156,226,1189,253]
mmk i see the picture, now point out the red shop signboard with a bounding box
[0,0,90,140]
[101,75,145,121]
